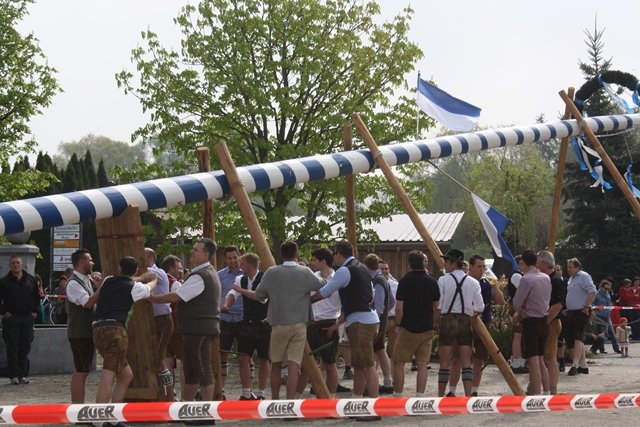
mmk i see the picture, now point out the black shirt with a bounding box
[396,270,440,333]
[0,270,40,316]
[549,271,566,320]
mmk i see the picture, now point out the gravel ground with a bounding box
[1,343,639,425]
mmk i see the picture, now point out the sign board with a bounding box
[51,224,81,272]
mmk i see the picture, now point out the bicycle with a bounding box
[39,294,65,324]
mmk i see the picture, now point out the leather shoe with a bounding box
[336,384,351,393]
[577,367,589,374]
[183,421,216,426]
[567,367,578,376]
[378,385,394,395]
[354,416,382,422]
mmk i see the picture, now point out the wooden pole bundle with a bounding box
[95,205,161,401]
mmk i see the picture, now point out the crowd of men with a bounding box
[0,239,630,425]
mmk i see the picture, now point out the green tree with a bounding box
[558,23,640,279]
[0,0,60,201]
[116,0,431,252]
[53,134,147,175]
[97,159,109,187]
[458,145,555,253]
[62,153,81,192]
[83,150,98,189]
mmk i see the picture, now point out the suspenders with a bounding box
[446,273,468,314]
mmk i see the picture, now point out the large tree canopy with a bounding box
[117,0,431,251]
[0,0,60,201]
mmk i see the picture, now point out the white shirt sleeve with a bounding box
[175,274,205,302]
[512,273,522,288]
[66,279,91,306]
[228,275,242,299]
[131,281,151,302]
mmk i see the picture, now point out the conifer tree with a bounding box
[559,23,640,278]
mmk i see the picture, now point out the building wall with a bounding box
[357,242,451,279]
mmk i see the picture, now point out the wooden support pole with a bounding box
[351,113,445,271]
[197,147,215,246]
[343,123,358,258]
[196,147,224,401]
[559,90,640,219]
[471,316,525,396]
[548,87,575,251]
[214,142,331,399]
[95,205,161,401]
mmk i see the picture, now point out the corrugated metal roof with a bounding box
[173,212,463,243]
[360,212,464,243]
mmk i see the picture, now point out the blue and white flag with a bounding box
[571,137,613,192]
[471,193,518,271]
[598,75,638,114]
[417,75,481,132]
[625,164,640,199]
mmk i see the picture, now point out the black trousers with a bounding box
[2,314,34,379]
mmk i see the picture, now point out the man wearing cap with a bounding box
[436,249,484,397]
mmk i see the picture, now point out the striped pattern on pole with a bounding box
[0,394,639,423]
[0,113,638,236]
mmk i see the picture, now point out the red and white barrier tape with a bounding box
[0,394,639,424]
[591,306,640,310]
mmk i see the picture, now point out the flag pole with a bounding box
[416,72,420,139]
[427,159,475,195]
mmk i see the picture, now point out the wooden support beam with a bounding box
[548,87,575,252]
[197,147,215,246]
[343,123,358,258]
[351,113,445,271]
[196,146,224,401]
[214,141,331,399]
[559,90,640,219]
[471,316,525,396]
[95,205,161,401]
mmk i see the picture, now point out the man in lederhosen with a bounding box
[436,249,484,397]
[225,253,271,400]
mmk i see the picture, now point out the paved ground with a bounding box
[1,343,639,425]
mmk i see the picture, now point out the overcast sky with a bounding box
[19,0,640,156]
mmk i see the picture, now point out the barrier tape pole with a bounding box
[1,395,639,424]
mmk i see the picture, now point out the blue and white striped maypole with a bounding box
[0,114,638,236]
